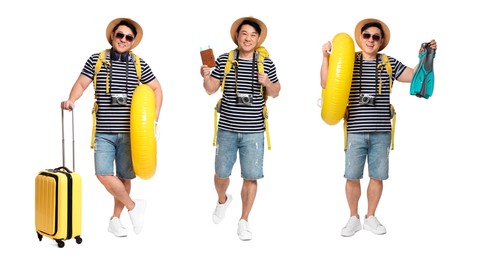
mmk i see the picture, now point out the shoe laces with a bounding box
[366,216,382,228]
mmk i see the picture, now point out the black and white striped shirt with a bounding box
[211,51,279,133]
[81,51,156,133]
[346,53,406,133]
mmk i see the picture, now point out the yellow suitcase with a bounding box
[35,109,82,248]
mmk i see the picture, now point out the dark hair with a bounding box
[113,20,137,37]
[361,22,384,38]
[237,19,261,35]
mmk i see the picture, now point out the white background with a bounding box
[1,0,485,259]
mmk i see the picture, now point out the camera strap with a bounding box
[234,50,256,95]
[358,52,379,96]
[108,50,130,95]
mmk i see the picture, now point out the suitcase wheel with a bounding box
[55,239,65,248]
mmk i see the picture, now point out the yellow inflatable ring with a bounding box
[130,84,157,180]
[321,33,355,125]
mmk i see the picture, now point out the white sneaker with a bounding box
[237,219,252,241]
[341,215,362,237]
[363,215,387,235]
[108,217,128,237]
[129,199,147,235]
[212,194,232,224]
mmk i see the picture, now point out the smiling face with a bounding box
[359,26,384,59]
[236,24,260,58]
[110,25,135,53]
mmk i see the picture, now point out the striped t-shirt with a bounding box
[211,51,279,133]
[81,51,156,133]
[346,53,406,133]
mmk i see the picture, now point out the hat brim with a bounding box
[354,18,390,52]
[106,17,143,50]
[230,16,267,47]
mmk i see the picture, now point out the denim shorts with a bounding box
[93,133,135,179]
[344,132,391,180]
[215,129,264,180]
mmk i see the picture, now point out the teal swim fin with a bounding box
[410,42,436,99]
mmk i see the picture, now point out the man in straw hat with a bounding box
[61,17,163,237]
[200,16,281,241]
[320,18,437,237]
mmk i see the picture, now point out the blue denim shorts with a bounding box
[93,133,135,179]
[215,129,264,180]
[344,132,391,180]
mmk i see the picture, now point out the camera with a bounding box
[358,93,376,106]
[236,93,253,106]
[111,94,129,106]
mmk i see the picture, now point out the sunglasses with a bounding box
[362,32,381,42]
[115,32,134,42]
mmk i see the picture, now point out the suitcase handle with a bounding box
[61,108,75,172]
[53,166,73,173]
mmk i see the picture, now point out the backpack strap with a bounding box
[94,49,111,94]
[255,46,268,96]
[213,99,222,146]
[90,102,98,149]
[343,107,348,151]
[390,104,396,150]
[377,53,393,95]
[131,51,142,84]
[221,49,237,92]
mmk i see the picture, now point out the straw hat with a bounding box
[230,16,267,47]
[106,17,143,49]
[354,18,390,51]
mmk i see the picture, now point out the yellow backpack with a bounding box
[90,49,142,148]
[343,53,396,150]
[214,46,272,150]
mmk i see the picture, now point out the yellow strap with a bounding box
[390,104,396,150]
[263,105,271,150]
[94,50,107,93]
[213,99,221,146]
[90,102,98,149]
[343,107,349,151]
[256,46,267,95]
[221,50,236,92]
[132,51,142,83]
[377,53,393,95]
[383,54,393,91]
[95,49,111,94]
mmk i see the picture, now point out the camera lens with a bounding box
[116,97,124,103]
[242,96,250,103]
